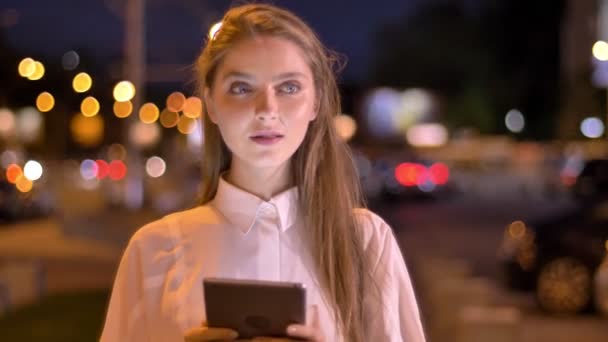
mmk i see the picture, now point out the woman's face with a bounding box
[205,36,317,170]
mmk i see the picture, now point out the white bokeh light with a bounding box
[146,156,167,178]
[505,109,525,133]
[23,160,43,181]
[580,117,605,138]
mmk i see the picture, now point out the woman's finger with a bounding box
[286,305,324,341]
[184,326,239,341]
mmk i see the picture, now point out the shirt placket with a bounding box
[256,202,281,280]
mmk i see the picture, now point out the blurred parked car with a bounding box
[353,147,453,203]
[499,199,608,315]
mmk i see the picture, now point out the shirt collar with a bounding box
[211,175,299,234]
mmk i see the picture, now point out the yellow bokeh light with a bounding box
[160,109,179,128]
[73,72,93,93]
[593,41,608,61]
[113,81,136,102]
[81,96,100,117]
[166,92,186,112]
[177,116,196,134]
[36,92,55,112]
[16,175,33,193]
[18,58,36,78]
[27,61,45,80]
[70,113,104,147]
[113,101,133,118]
[183,97,202,119]
[139,103,160,124]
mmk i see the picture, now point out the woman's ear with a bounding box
[203,87,217,124]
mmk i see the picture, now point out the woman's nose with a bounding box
[254,89,278,121]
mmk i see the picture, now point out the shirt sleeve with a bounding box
[364,218,427,342]
[100,236,150,342]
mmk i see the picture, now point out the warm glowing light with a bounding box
[36,92,55,112]
[107,143,127,161]
[405,123,448,147]
[334,114,357,141]
[593,40,608,61]
[395,163,426,187]
[139,103,160,123]
[177,115,196,134]
[16,176,33,193]
[429,163,449,185]
[18,58,36,77]
[23,160,43,181]
[81,96,100,117]
[113,101,133,118]
[16,107,43,143]
[109,160,127,181]
[6,164,22,184]
[70,114,104,147]
[209,21,222,40]
[146,156,166,178]
[129,121,161,147]
[508,221,527,239]
[73,72,92,93]
[0,108,16,138]
[27,61,45,80]
[166,92,186,112]
[160,109,179,128]
[113,81,136,102]
[183,97,203,119]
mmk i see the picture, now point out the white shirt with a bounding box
[100,177,426,342]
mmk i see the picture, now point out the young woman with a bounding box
[100,3,425,342]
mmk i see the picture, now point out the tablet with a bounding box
[203,277,307,339]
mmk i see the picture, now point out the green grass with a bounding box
[0,290,110,341]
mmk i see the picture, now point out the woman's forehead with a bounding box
[215,36,313,81]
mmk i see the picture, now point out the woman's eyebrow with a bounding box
[272,72,308,81]
[221,71,308,81]
[221,71,254,80]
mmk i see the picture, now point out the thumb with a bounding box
[309,304,320,328]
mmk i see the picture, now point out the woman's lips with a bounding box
[250,135,283,145]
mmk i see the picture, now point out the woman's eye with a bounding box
[229,83,251,95]
[279,82,300,94]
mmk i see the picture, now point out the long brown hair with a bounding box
[195,4,371,341]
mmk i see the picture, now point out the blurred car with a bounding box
[353,147,453,202]
[498,200,608,315]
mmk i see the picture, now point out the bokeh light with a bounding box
[6,164,22,184]
[113,101,133,118]
[113,81,136,102]
[70,114,104,147]
[62,50,80,70]
[166,92,186,112]
[1,150,19,168]
[580,117,605,138]
[18,58,36,78]
[334,114,357,141]
[177,115,196,134]
[81,96,100,117]
[23,160,43,181]
[36,92,55,112]
[80,159,98,180]
[405,123,448,147]
[429,163,450,185]
[73,72,92,93]
[0,108,16,138]
[146,156,167,178]
[109,160,127,181]
[28,61,45,80]
[139,102,160,123]
[16,176,33,193]
[593,41,608,61]
[107,143,127,161]
[16,107,43,143]
[129,121,161,148]
[505,109,525,133]
[95,160,109,179]
[395,163,426,187]
[160,109,179,128]
[183,97,203,119]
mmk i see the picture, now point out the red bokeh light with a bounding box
[395,163,426,187]
[95,160,109,179]
[429,163,449,185]
[109,160,127,181]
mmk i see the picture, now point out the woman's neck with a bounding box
[225,160,293,201]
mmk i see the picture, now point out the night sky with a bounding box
[1,0,426,83]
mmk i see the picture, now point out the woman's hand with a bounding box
[184,322,239,341]
[252,305,325,342]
